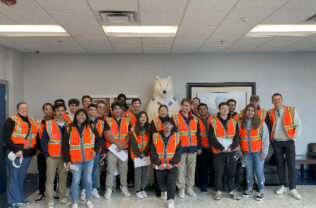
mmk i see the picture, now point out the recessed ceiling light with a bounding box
[102,26,178,37]
[246,24,316,37]
[0,25,69,36]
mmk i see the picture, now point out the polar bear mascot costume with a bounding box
[146,76,180,121]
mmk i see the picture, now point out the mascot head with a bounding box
[154,76,173,98]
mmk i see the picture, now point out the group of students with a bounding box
[2,92,302,208]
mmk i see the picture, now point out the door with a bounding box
[0,82,7,193]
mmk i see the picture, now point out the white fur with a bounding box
[146,76,180,121]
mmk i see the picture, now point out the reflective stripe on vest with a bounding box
[269,106,295,140]
[258,108,267,123]
[130,127,150,159]
[239,122,263,152]
[153,132,180,166]
[126,111,137,127]
[173,113,198,147]
[10,115,37,149]
[153,118,163,132]
[46,120,63,157]
[210,117,236,153]
[197,115,212,148]
[106,117,129,148]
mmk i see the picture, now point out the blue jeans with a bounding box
[6,156,32,205]
[92,153,100,189]
[71,159,94,202]
[243,152,265,191]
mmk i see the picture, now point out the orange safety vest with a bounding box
[46,120,64,157]
[233,113,239,122]
[152,118,163,132]
[67,125,95,162]
[64,113,72,125]
[152,132,180,166]
[197,115,212,148]
[91,119,104,152]
[36,119,45,153]
[105,117,129,149]
[173,113,198,148]
[10,115,37,149]
[130,127,150,159]
[269,106,295,140]
[239,122,263,152]
[126,111,137,127]
[210,117,236,153]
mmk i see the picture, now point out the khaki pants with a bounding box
[45,157,67,203]
[106,151,128,189]
[176,152,197,189]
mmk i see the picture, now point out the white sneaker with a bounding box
[290,189,302,200]
[121,186,131,197]
[142,190,148,198]
[167,199,175,208]
[214,191,221,200]
[178,189,185,199]
[65,188,71,197]
[86,200,94,208]
[80,189,86,201]
[186,188,196,198]
[276,185,286,195]
[136,191,144,199]
[59,198,70,205]
[47,202,54,208]
[104,188,112,200]
[72,203,78,208]
[161,191,167,200]
[92,188,101,199]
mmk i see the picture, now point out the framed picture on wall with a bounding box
[187,82,256,114]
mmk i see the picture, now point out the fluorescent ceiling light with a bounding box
[246,25,316,37]
[102,26,178,37]
[0,25,69,36]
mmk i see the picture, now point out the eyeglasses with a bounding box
[44,108,52,111]
[77,114,86,118]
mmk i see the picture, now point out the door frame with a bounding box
[0,79,8,116]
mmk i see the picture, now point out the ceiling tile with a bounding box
[262,10,316,24]
[35,0,89,10]
[1,10,56,24]
[63,25,105,37]
[142,38,174,46]
[176,25,215,38]
[40,37,86,53]
[75,36,114,53]
[181,10,230,27]
[140,11,182,25]
[0,12,16,24]
[48,10,99,26]
[0,0,42,11]
[143,46,170,53]
[254,36,307,52]
[187,0,237,11]
[140,0,187,12]
[281,0,316,11]
[234,0,288,10]
[87,0,138,11]
[225,37,273,52]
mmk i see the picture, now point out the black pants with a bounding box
[272,140,296,190]
[37,153,47,195]
[213,153,237,192]
[153,169,161,197]
[197,149,212,189]
[156,167,177,200]
[127,153,134,186]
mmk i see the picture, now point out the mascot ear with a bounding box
[167,76,172,80]
[155,76,160,81]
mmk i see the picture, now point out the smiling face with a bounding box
[159,106,168,118]
[69,104,79,114]
[18,103,28,117]
[181,101,191,114]
[76,112,86,124]
[82,98,92,109]
[113,105,123,118]
[272,95,283,109]
[132,100,141,114]
[43,105,53,118]
[250,99,259,108]
[88,107,97,118]
[219,104,229,117]
[245,106,255,119]
[198,105,208,117]
[139,113,147,125]
[227,101,236,113]
[55,106,66,120]
[97,103,106,115]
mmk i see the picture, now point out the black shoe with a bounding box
[201,187,207,192]
[255,192,264,201]
[242,189,253,197]
[35,194,44,202]
[8,204,19,208]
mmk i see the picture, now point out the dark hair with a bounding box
[192,97,200,103]
[54,99,65,105]
[81,95,92,103]
[272,93,282,100]
[97,100,106,107]
[88,104,97,109]
[111,102,122,110]
[117,93,127,100]
[218,102,228,109]
[16,102,28,110]
[42,102,53,110]
[53,103,66,111]
[68,98,80,106]
[227,99,237,104]
[158,104,168,112]
[134,111,150,136]
[162,116,173,124]
[197,103,208,110]
[131,98,141,105]
[181,98,191,105]
[73,109,89,126]
[239,104,261,129]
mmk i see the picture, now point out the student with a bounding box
[104,103,131,199]
[227,99,238,122]
[151,117,182,208]
[196,103,213,192]
[3,102,38,208]
[269,93,302,200]
[209,102,240,201]
[249,95,271,131]
[126,98,141,127]
[108,93,129,117]
[82,95,93,111]
[35,103,54,202]
[54,99,65,106]
[130,111,151,199]
[41,104,69,208]
[96,100,107,121]
[62,109,101,208]
[65,99,80,124]
[173,99,201,198]
[238,104,269,201]
[191,97,200,115]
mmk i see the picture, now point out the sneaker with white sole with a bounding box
[276,185,286,195]
[71,203,78,208]
[92,189,101,199]
[35,194,44,202]
[80,189,86,201]
[242,189,253,198]
[186,188,196,198]
[47,202,54,208]
[290,189,302,200]
[65,188,71,197]
[142,190,148,198]
[255,192,264,201]
[60,198,71,205]
[136,191,144,199]
[167,199,175,208]
[178,189,185,199]
[104,188,112,200]
[86,200,94,208]
[121,186,131,197]
[228,191,240,200]
[161,191,167,200]
[214,191,221,200]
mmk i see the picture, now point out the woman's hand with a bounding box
[15,150,23,158]
[91,151,96,158]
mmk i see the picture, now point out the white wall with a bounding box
[0,45,23,115]
[22,52,316,155]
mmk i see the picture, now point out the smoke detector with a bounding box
[98,11,139,25]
